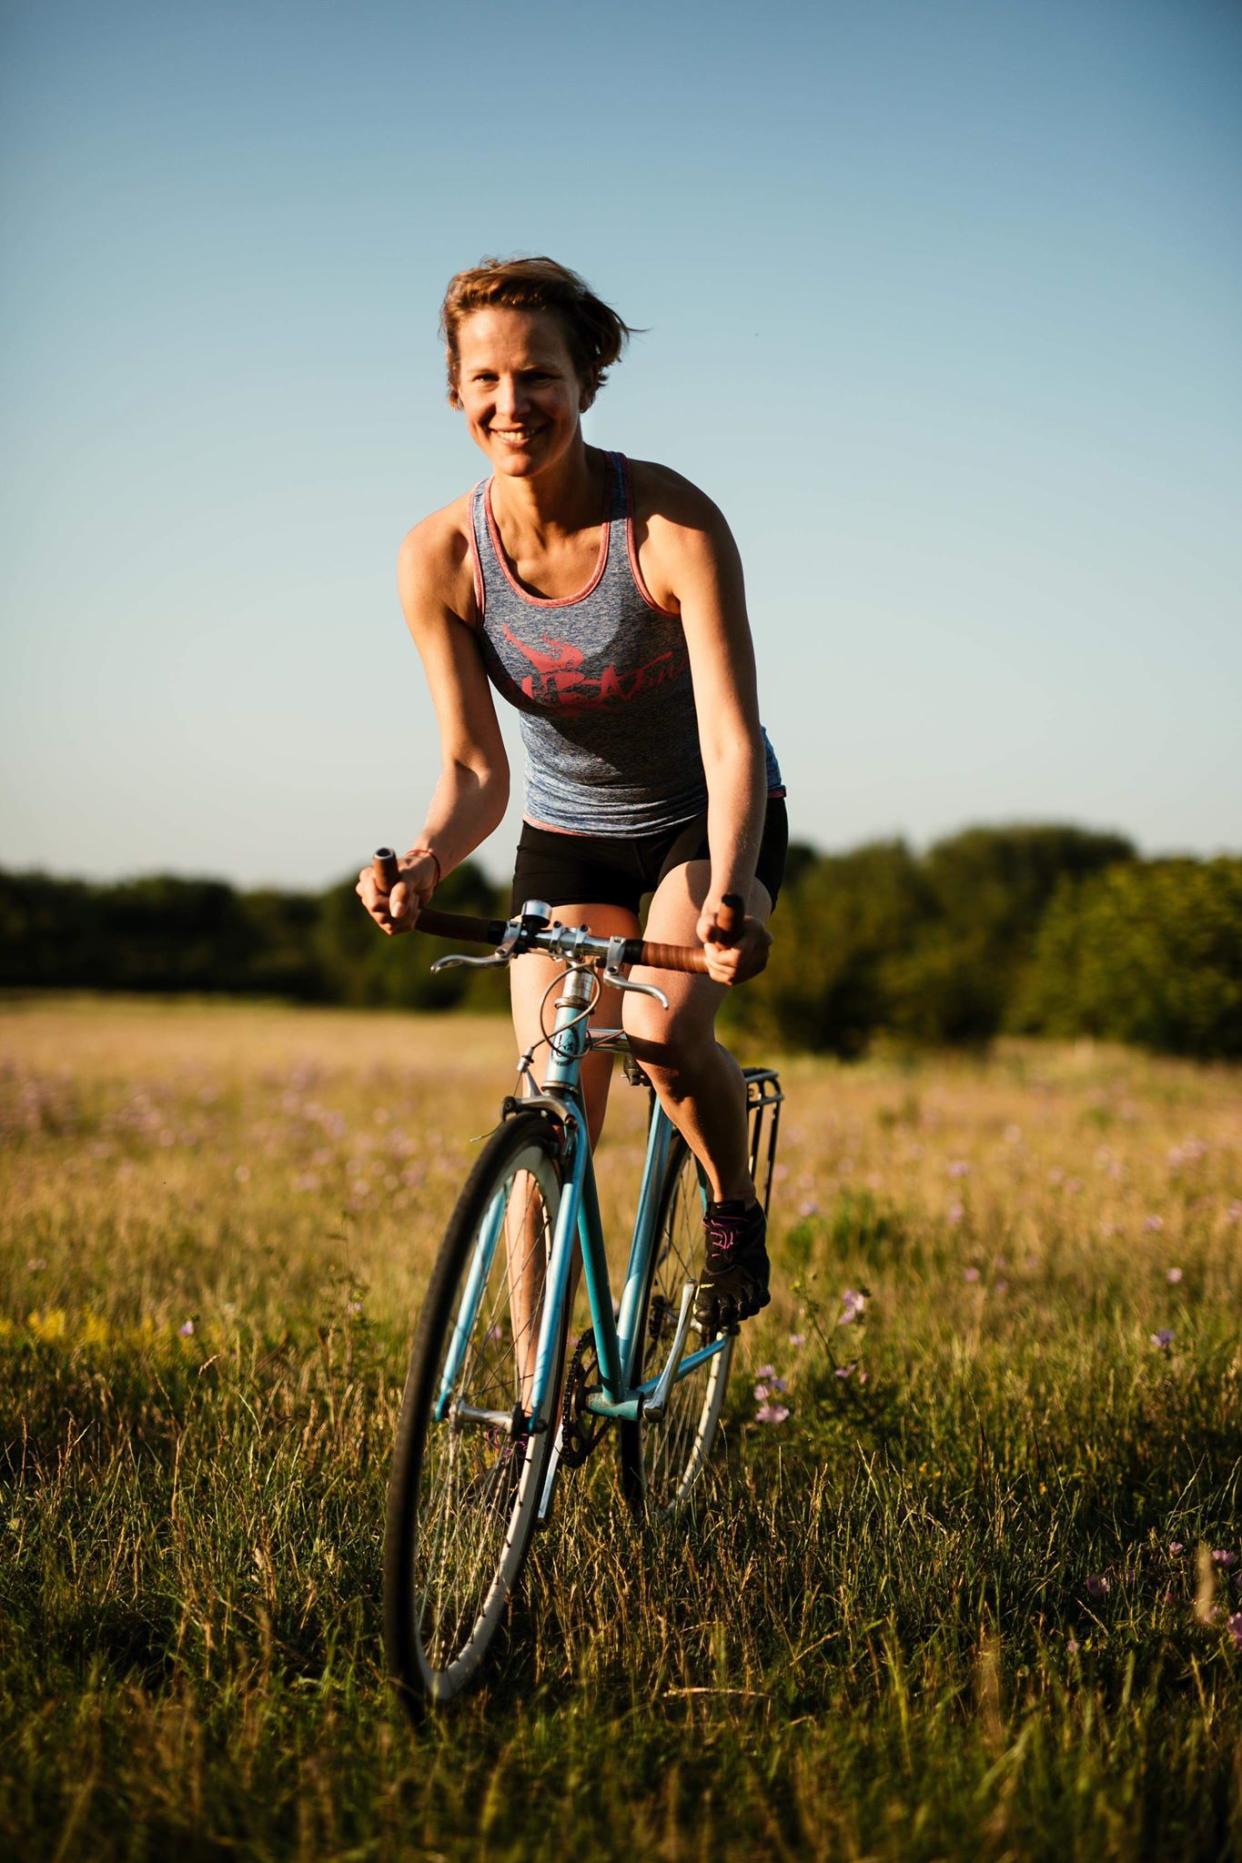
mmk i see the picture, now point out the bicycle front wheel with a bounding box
[619,1135,734,1515]
[384,1110,566,1711]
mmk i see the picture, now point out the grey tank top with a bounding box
[467,451,783,836]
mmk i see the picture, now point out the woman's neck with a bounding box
[489,438,605,544]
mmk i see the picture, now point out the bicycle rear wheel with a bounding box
[619,1134,734,1514]
[384,1110,566,1711]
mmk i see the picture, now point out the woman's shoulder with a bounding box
[623,456,733,546]
[397,488,479,624]
[399,487,477,575]
[622,458,737,601]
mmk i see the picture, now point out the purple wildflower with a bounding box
[1212,1550,1237,1568]
[755,1402,790,1425]
[947,1160,970,1178]
[963,1265,980,1283]
[755,1363,777,1380]
[1169,1542,1185,1556]
[1143,1214,1163,1233]
[947,1201,964,1226]
[1150,1329,1174,1350]
[788,1332,806,1348]
[1229,1613,1242,1652]
[1166,1266,1183,1284]
[1085,1574,1110,1600]
[178,1319,194,1338]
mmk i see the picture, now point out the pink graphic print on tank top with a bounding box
[499,621,688,712]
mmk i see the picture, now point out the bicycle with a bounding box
[372,853,784,1714]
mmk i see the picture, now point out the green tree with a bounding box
[727,840,930,1056]
[1016,858,1242,1059]
[886,825,1135,1042]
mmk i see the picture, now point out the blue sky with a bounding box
[2,0,1239,888]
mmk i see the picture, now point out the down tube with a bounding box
[434,1185,505,1421]
[525,1130,583,1429]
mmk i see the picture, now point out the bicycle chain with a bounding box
[558,1327,609,1469]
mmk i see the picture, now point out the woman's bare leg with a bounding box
[621,862,773,1203]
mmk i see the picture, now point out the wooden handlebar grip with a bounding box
[716,892,745,944]
[628,940,710,975]
[372,847,401,892]
[411,907,508,945]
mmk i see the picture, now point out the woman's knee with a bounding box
[621,1000,709,1087]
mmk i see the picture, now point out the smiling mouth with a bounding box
[490,428,542,444]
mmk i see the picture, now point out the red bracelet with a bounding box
[407,846,442,891]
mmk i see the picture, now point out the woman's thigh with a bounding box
[625,863,775,1050]
[509,901,640,1132]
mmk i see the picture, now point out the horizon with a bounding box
[1,809,1225,896]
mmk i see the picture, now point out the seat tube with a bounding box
[523,965,595,1419]
[616,1097,673,1383]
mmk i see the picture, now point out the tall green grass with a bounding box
[2,997,1240,1859]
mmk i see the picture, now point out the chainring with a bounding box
[559,1327,609,1469]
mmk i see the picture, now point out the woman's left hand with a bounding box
[697,900,772,987]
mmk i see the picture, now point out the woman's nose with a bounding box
[495,376,528,421]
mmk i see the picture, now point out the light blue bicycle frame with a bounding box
[435,963,729,1443]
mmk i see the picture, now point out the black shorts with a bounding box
[510,798,788,918]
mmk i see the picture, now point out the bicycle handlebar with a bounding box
[371,848,734,975]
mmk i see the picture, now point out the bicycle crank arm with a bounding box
[641,1282,697,1424]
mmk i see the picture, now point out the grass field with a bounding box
[2,994,1240,1860]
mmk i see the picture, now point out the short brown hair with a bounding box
[439,256,634,410]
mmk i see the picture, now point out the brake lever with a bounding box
[602,935,669,1010]
[429,920,522,974]
[430,951,510,973]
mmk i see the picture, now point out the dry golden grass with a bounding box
[1,995,1240,1860]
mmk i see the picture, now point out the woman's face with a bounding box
[455,307,587,480]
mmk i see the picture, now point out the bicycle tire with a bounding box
[384,1110,568,1711]
[619,1134,734,1515]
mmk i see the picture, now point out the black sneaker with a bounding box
[694,1198,771,1335]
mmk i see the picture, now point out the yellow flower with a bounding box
[79,1313,111,1348]
[28,1308,67,1343]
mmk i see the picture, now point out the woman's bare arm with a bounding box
[633,465,771,981]
[357,506,509,933]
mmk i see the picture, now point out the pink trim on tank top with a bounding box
[483,476,611,609]
[620,455,680,618]
[465,484,486,623]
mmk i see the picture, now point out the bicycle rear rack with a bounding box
[743,1066,784,1216]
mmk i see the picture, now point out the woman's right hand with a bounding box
[355,851,439,936]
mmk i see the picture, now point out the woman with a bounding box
[357,257,786,1334]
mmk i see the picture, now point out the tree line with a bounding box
[2,826,1238,1058]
